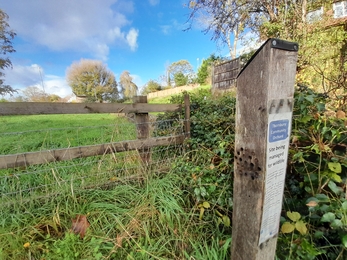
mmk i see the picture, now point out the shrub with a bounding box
[157,84,347,259]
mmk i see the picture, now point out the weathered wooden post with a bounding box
[133,96,150,164]
[231,38,298,259]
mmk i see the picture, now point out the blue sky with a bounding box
[2,0,230,99]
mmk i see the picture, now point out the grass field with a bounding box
[148,84,211,104]
[0,110,232,259]
[0,114,136,154]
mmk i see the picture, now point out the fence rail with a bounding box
[0,102,182,115]
[0,135,185,169]
[0,96,190,170]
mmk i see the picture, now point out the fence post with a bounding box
[184,94,191,138]
[133,96,150,164]
[231,39,298,259]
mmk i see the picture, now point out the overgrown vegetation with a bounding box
[278,85,347,259]
[156,85,347,259]
[0,84,346,259]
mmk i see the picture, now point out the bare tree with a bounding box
[186,0,301,56]
[21,86,49,102]
[188,0,248,58]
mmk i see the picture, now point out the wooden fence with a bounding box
[212,58,241,90]
[0,95,190,170]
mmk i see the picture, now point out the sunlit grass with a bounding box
[148,85,211,104]
[0,108,232,259]
[0,114,136,154]
[0,170,231,259]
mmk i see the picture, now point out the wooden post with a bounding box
[133,96,150,164]
[184,94,191,138]
[231,38,298,259]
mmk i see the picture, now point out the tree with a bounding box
[186,1,315,56]
[49,94,62,102]
[174,72,188,86]
[66,59,118,103]
[197,54,223,85]
[188,1,347,107]
[119,71,138,99]
[0,9,16,96]
[167,60,194,87]
[187,0,249,58]
[141,80,161,95]
[21,86,48,102]
[259,1,347,106]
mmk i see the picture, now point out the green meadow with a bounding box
[0,109,231,259]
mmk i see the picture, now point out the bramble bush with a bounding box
[278,85,347,259]
[156,88,235,227]
[156,85,347,259]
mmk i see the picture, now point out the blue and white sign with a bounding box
[269,120,289,143]
[259,105,292,246]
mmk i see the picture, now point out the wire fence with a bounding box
[0,114,186,209]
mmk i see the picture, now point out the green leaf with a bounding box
[331,219,342,229]
[300,115,312,123]
[295,220,308,235]
[281,222,295,233]
[300,238,321,257]
[287,211,301,222]
[314,231,324,238]
[342,201,347,211]
[330,173,342,183]
[316,103,325,112]
[319,204,330,213]
[321,212,336,223]
[342,234,347,248]
[202,201,210,209]
[328,180,342,195]
[321,126,329,135]
[194,188,200,196]
[328,162,342,173]
[311,144,320,154]
[315,194,330,202]
[222,215,230,227]
[305,95,314,103]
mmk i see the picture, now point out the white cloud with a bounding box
[3,64,42,89]
[43,75,72,97]
[126,28,139,51]
[2,0,139,60]
[149,0,160,6]
[4,64,72,98]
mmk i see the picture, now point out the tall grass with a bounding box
[0,167,231,259]
[0,112,231,259]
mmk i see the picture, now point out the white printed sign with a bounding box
[259,111,292,245]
